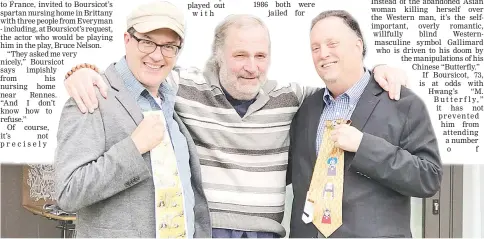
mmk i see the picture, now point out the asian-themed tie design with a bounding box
[143,111,186,238]
[305,119,350,237]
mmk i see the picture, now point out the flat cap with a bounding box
[126,1,185,39]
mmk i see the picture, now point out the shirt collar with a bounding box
[323,68,371,106]
[114,56,175,103]
[221,85,256,106]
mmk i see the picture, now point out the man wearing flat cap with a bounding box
[54,1,211,238]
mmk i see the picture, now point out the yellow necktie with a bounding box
[307,119,350,237]
[143,111,186,238]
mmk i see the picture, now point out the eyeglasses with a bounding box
[129,33,181,58]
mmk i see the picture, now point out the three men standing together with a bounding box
[55,1,441,238]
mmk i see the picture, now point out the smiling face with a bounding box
[124,28,181,96]
[218,24,270,100]
[310,16,363,86]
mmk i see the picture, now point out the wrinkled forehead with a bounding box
[224,25,270,54]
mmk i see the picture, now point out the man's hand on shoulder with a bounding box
[65,66,108,114]
[373,64,409,101]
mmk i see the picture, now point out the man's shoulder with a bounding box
[299,87,325,107]
[99,63,117,86]
[400,86,418,99]
[376,86,429,119]
[290,87,324,124]
[267,80,314,99]
[173,66,209,85]
[388,86,425,108]
[263,81,306,107]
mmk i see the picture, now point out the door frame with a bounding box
[423,165,463,238]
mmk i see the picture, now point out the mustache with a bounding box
[237,73,260,78]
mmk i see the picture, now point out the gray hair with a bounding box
[204,14,270,75]
[310,10,366,57]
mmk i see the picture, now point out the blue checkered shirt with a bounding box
[115,57,195,238]
[316,69,371,155]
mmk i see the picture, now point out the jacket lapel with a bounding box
[349,74,383,132]
[344,74,383,166]
[307,90,325,164]
[104,64,143,125]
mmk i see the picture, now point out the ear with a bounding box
[355,38,363,55]
[214,49,225,68]
[124,32,130,45]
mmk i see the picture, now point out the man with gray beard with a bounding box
[63,14,408,237]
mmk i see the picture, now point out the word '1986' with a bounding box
[254,1,269,7]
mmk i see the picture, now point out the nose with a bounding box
[243,57,257,74]
[318,46,330,60]
[148,46,165,62]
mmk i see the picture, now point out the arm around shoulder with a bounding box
[64,65,108,113]
[351,95,442,198]
[300,85,322,104]
[54,97,150,212]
